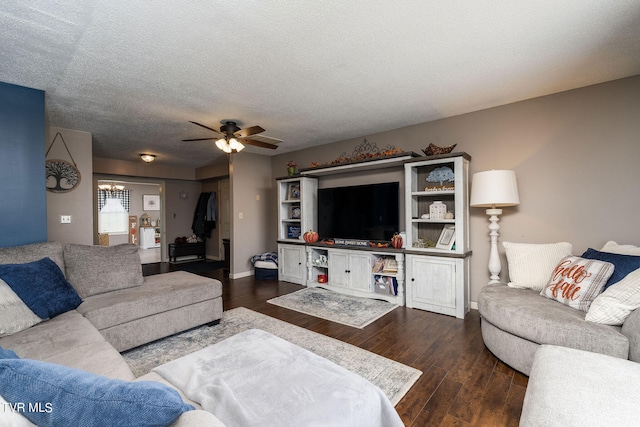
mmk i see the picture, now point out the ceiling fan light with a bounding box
[228,138,240,150]
[222,144,232,154]
[235,141,245,152]
[215,138,227,150]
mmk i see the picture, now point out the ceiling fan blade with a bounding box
[234,125,265,138]
[182,137,217,142]
[189,121,222,135]
[241,138,278,150]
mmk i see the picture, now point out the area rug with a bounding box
[267,287,398,328]
[122,307,421,405]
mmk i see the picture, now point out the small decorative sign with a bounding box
[287,225,302,239]
[334,239,369,247]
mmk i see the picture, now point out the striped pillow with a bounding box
[586,268,640,325]
[540,256,614,312]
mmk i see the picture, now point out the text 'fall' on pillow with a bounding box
[540,256,614,312]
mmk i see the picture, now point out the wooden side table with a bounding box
[168,242,206,263]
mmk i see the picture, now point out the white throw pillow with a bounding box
[601,241,640,256]
[586,268,640,325]
[0,279,41,337]
[503,242,573,291]
[540,256,614,312]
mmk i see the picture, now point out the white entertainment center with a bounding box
[276,152,471,319]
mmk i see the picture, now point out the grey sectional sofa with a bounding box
[0,241,225,426]
[477,283,640,375]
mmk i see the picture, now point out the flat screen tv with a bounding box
[318,182,399,241]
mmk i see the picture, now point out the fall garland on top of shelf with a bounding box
[308,139,404,168]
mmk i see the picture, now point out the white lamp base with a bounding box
[486,208,503,284]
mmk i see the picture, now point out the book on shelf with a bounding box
[372,257,385,273]
[382,258,398,273]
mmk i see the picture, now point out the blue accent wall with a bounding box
[0,82,46,247]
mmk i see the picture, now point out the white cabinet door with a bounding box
[328,251,350,288]
[279,244,306,285]
[348,252,372,292]
[406,255,456,314]
[328,250,371,291]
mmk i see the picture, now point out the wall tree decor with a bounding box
[45,132,81,193]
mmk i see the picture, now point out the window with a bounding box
[97,190,130,234]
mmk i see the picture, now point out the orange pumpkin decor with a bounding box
[303,230,319,243]
[391,233,403,249]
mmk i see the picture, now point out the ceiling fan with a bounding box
[182,121,278,153]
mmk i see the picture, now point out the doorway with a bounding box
[95,178,163,264]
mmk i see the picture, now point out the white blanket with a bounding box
[153,329,404,427]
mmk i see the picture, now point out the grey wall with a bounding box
[272,75,640,304]
[230,152,274,277]
[46,127,93,245]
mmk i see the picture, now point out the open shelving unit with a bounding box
[404,152,471,318]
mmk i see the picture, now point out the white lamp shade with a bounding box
[470,170,520,208]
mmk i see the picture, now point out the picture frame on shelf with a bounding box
[288,183,300,200]
[435,225,456,250]
[289,205,301,219]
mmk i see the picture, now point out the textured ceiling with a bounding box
[1,1,639,168]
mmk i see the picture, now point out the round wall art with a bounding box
[46,159,81,193]
[45,132,81,193]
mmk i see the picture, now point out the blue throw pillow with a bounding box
[0,358,194,427]
[581,248,640,290]
[0,258,82,319]
[0,345,19,359]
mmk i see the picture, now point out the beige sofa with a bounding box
[0,241,225,426]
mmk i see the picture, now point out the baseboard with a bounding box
[229,270,253,279]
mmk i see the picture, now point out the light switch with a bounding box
[60,215,71,224]
[239,212,244,219]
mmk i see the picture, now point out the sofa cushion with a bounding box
[0,258,82,319]
[478,284,629,359]
[64,243,144,298]
[587,268,640,326]
[581,248,640,290]
[503,242,573,291]
[0,310,135,380]
[0,241,65,275]
[77,271,222,331]
[521,345,640,427]
[0,358,194,427]
[540,256,614,312]
[0,278,41,336]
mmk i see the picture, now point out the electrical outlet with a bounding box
[60,215,71,224]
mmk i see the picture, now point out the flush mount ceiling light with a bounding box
[140,154,156,163]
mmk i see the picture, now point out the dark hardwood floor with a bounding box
[144,263,528,426]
